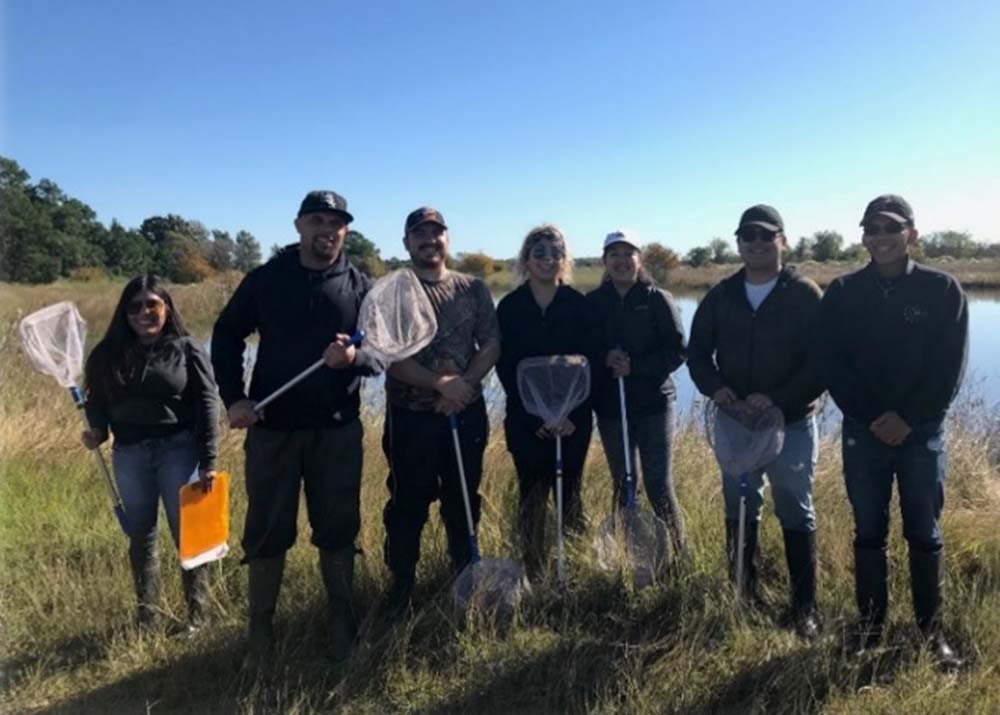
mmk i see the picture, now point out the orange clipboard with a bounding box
[179,470,230,570]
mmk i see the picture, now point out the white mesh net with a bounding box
[595,511,670,589]
[18,301,88,388]
[704,401,786,476]
[515,355,591,426]
[358,269,437,368]
[451,558,531,615]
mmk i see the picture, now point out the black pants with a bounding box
[242,421,363,561]
[505,410,592,572]
[382,398,489,580]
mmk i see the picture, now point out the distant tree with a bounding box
[923,231,976,259]
[839,243,868,262]
[709,237,736,264]
[811,230,844,262]
[456,252,494,278]
[643,243,680,284]
[789,236,815,262]
[140,214,198,246]
[344,230,386,277]
[98,220,155,275]
[233,230,262,272]
[158,231,213,283]
[209,230,236,271]
[685,246,714,267]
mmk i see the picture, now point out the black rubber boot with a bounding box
[319,547,357,662]
[725,518,759,602]
[910,547,963,671]
[181,565,211,634]
[783,529,820,640]
[128,531,160,630]
[384,573,415,624]
[245,555,285,668]
[850,546,888,655]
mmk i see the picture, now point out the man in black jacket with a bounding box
[212,190,373,663]
[689,204,824,639]
[821,195,967,668]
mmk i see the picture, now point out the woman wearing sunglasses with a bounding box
[82,274,220,633]
[587,230,689,563]
[688,205,824,639]
[496,225,596,582]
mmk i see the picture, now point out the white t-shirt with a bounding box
[745,276,778,311]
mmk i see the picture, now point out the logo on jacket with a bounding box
[902,305,927,324]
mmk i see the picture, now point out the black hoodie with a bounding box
[687,265,823,424]
[211,245,372,430]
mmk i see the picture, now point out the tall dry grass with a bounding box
[1,277,999,714]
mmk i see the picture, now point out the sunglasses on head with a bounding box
[863,221,906,236]
[126,299,166,315]
[737,227,778,243]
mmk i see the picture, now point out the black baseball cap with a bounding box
[297,190,354,223]
[735,204,784,235]
[405,206,447,233]
[860,194,914,227]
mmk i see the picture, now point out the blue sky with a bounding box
[3,0,998,260]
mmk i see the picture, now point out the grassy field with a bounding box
[2,278,1000,714]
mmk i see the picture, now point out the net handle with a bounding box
[618,376,636,510]
[69,386,130,536]
[254,330,364,413]
[449,414,481,564]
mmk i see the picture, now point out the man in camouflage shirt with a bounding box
[382,207,500,616]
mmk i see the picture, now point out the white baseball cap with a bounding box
[603,229,641,252]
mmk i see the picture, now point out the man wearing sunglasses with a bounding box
[689,204,824,639]
[820,195,967,668]
[212,190,374,665]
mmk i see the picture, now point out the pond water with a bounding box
[231,293,1000,429]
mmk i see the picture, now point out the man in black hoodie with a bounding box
[212,190,373,663]
[688,204,824,639]
[821,195,967,668]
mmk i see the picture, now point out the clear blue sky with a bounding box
[4,0,998,260]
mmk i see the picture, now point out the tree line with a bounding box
[3,155,997,285]
[1,156,262,284]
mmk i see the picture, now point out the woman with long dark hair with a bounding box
[496,225,596,582]
[82,274,220,632]
[587,230,689,560]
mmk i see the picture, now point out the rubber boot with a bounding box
[850,546,888,655]
[128,531,160,630]
[783,529,820,639]
[181,565,211,634]
[519,487,548,585]
[910,547,963,671]
[319,547,357,662]
[245,554,285,668]
[384,572,414,624]
[725,519,759,602]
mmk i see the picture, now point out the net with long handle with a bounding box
[450,415,530,615]
[18,302,130,535]
[595,377,669,589]
[516,355,591,585]
[254,268,438,411]
[703,400,785,599]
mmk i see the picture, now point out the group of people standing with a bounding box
[80,190,967,671]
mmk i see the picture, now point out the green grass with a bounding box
[2,279,1000,714]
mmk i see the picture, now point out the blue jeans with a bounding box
[842,417,946,553]
[721,417,817,532]
[112,429,200,547]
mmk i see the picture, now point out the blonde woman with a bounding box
[496,225,597,581]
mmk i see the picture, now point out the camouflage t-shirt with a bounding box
[386,271,500,411]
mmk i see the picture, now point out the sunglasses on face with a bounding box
[737,228,778,243]
[863,221,906,236]
[126,299,166,316]
[530,245,565,260]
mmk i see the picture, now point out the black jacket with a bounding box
[85,336,220,470]
[211,246,372,430]
[820,260,968,427]
[687,265,823,424]
[586,280,687,419]
[496,283,597,432]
